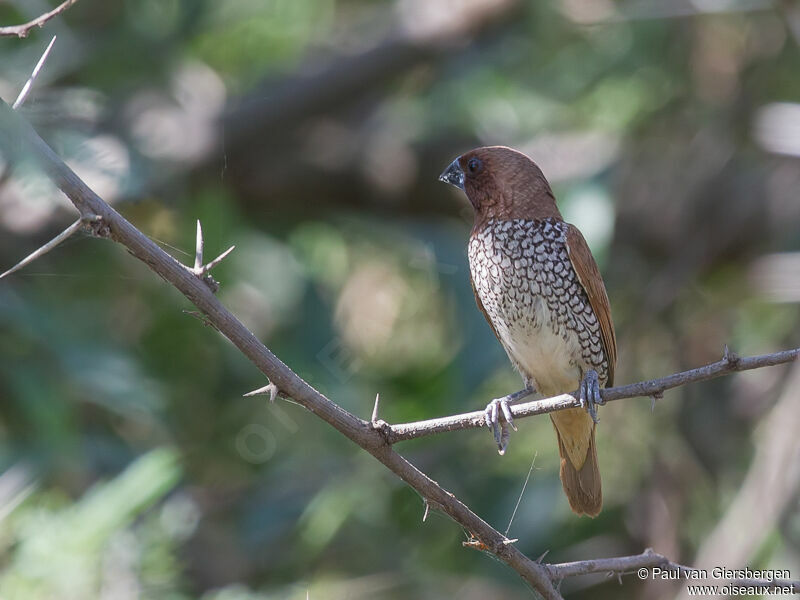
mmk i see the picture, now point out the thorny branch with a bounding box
[0,96,561,600]
[0,0,79,38]
[384,346,800,443]
[2,73,798,597]
[547,549,798,592]
[0,35,83,283]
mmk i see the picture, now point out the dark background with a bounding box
[1,0,799,598]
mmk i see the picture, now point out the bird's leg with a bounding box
[579,369,602,423]
[484,386,534,455]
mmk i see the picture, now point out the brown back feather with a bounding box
[564,224,617,385]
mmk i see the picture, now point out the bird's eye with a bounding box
[467,157,482,174]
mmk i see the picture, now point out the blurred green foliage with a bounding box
[1,0,799,598]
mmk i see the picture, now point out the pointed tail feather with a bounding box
[553,419,602,517]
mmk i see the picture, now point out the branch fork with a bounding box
[0,0,80,38]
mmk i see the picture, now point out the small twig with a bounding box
[385,346,800,443]
[0,0,79,38]
[547,549,799,592]
[13,35,57,109]
[548,548,668,579]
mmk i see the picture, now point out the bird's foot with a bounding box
[484,387,533,455]
[579,369,603,424]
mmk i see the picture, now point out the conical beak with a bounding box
[438,157,464,191]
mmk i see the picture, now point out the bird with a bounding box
[439,146,617,517]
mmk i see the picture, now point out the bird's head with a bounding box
[438,146,561,226]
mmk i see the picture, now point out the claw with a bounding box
[484,387,531,455]
[500,399,516,427]
[485,400,503,449]
[579,369,601,423]
[499,424,510,453]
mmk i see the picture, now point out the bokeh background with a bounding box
[1,0,799,598]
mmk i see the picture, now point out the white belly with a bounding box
[494,298,583,396]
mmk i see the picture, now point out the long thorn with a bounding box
[13,36,57,110]
[0,218,81,280]
[244,382,279,402]
[371,393,380,423]
[194,220,203,271]
[201,245,235,274]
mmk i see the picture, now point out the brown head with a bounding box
[439,146,561,229]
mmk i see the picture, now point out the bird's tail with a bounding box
[551,411,602,517]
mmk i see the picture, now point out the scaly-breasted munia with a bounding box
[439,146,617,517]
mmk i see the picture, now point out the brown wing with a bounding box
[565,224,617,386]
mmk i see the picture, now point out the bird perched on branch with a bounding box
[439,146,617,517]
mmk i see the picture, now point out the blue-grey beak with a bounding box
[438,157,464,191]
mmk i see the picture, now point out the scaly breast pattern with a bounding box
[468,218,608,396]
